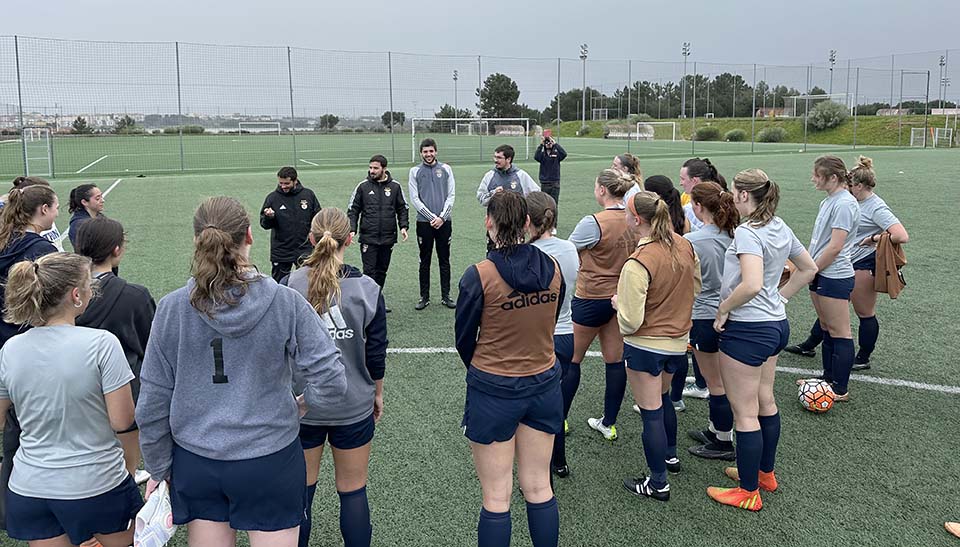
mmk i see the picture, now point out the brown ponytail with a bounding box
[302,208,351,315]
[487,191,527,252]
[690,181,740,237]
[0,185,58,250]
[733,169,780,227]
[814,155,851,186]
[4,253,91,327]
[526,191,557,242]
[596,168,636,199]
[189,197,254,317]
[629,190,679,266]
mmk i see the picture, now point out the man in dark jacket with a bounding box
[260,166,322,282]
[347,155,409,311]
[533,130,567,214]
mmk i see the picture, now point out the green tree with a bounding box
[113,115,138,134]
[476,73,521,118]
[542,87,602,122]
[381,111,405,129]
[71,116,92,134]
[434,103,473,119]
[317,114,340,130]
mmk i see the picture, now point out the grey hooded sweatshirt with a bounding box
[136,274,347,481]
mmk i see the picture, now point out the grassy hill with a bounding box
[549,115,955,147]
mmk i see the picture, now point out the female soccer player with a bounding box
[680,157,727,231]
[786,156,909,371]
[68,184,104,248]
[75,217,156,480]
[526,192,579,478]
[568,169,637,442]
[1,252,142,547]
[1,177,63,247]
[613,153,643,204]
[616,190,700,502]
[283,208,387,547]
[794,156,860,401]
[455,191,563,547]
[136,196,347,547]
[684,182,740,461]
[706,169,817,511]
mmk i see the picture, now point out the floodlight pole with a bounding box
[939,56,946,111]
[453,70,459,134]
[680,42,690,118]
[829,50,837,94]
[580,44,588,130]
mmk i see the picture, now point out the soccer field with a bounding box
[0,131,900,180]
[3,146,959,546]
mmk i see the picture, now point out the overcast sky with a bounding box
[6,0,958,65]
[3,0,958,118]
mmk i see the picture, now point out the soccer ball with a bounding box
[798,380,834,413]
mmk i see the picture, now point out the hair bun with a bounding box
[857,155,873,170]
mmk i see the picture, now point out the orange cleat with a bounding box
[724,466,778,492]
[707,486,763,511]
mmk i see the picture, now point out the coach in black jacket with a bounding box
[260,166,322,282]
[348,155,409,305]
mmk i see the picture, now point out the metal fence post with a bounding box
[14,36,27,175]
[175,42,185,171]
[691,62,697,155]
[889,54,895,107]
[898,70,904,146]
[627,60,632,117]
[388,52,395,163]
[556,57,561,138]
[751,64,757,153]
[803,65,810,152]
[477,56,483,161]
[286,46,298,165]
[924,70,930,144]
[853,67,859,149]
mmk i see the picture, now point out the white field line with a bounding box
[75,154,109,174]
[55,178,123,245]
[0,140,20,146]
[386,347,960,395]
[299,158,320,166]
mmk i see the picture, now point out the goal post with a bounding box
[591,108,609,121]
[909,127,927,148]
[238,121,281,135]
[410,118,530,162]
[22,126,53,177]
[635,121,677,142]
[934,127,954,148]
[784,93,853,117]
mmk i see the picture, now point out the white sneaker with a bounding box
[632,404,642,415]
[134,481,177,547]
[682,383,710,399]
[673,400,686,412]
[134,469,151,485]
[587,416,618,441]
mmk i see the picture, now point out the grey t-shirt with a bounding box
[684,203,704,232]
[721,218,806,322]
[809,190,860,279]
[685,224,733,319]
[0,325,133,499]
[532,236,579,336]
[850,194,900,264]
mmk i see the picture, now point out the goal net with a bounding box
[22,127,52,177]
[934,127,954,148]
[909,127,928,148]
[238,121,281,135]
[635,121,677,141]
[591,108,609,121]
[411,118,530,163]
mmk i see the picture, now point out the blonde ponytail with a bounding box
[302,209,352,315]
[4,253,91,326]
[629,190,679,266]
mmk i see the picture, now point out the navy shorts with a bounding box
[6,475,143,545]
[462,368,563,445]
[571,297,616,328]
[299,414,375,451]
[852,253,876,275]
[624,344,687,375]
[809,274,855,299]
[718,319,790,367]
[689,319,720,353]
[170,439,306,531]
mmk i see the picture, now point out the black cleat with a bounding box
[665,457,682,474]
[688,428,719,444]
[441,296,457,309]
[783,344,816,357]
[623,476,670,502]
[415,298,430,311]
[688,441,736,461]
[552,464,570,478]
[385,307,392,313]
[852,354,871,370]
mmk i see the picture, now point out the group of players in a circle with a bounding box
[0,137,915,547]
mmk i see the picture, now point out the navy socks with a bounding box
[299,483,317,547]
[735,429,763,492]
[821,332,835,382]
[602,361,626,426]
[857,315,879,360]
[832,337,855,395]
[338,486,372,547]
[758,413,781,474]
[526,497,559,547]
[478,507,512,547]
[639,407,668,488]
[708,394,734,441]
[660,393,678,459]
[803,319,824,349]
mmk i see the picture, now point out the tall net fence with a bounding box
[0,35,956,179]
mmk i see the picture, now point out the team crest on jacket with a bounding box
[435,168,443,178]
[384,188,392,197]
[510,180,518,190]
[300,199,308,210]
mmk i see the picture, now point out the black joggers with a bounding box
[416,221,452,300]
[360,243,394,288]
